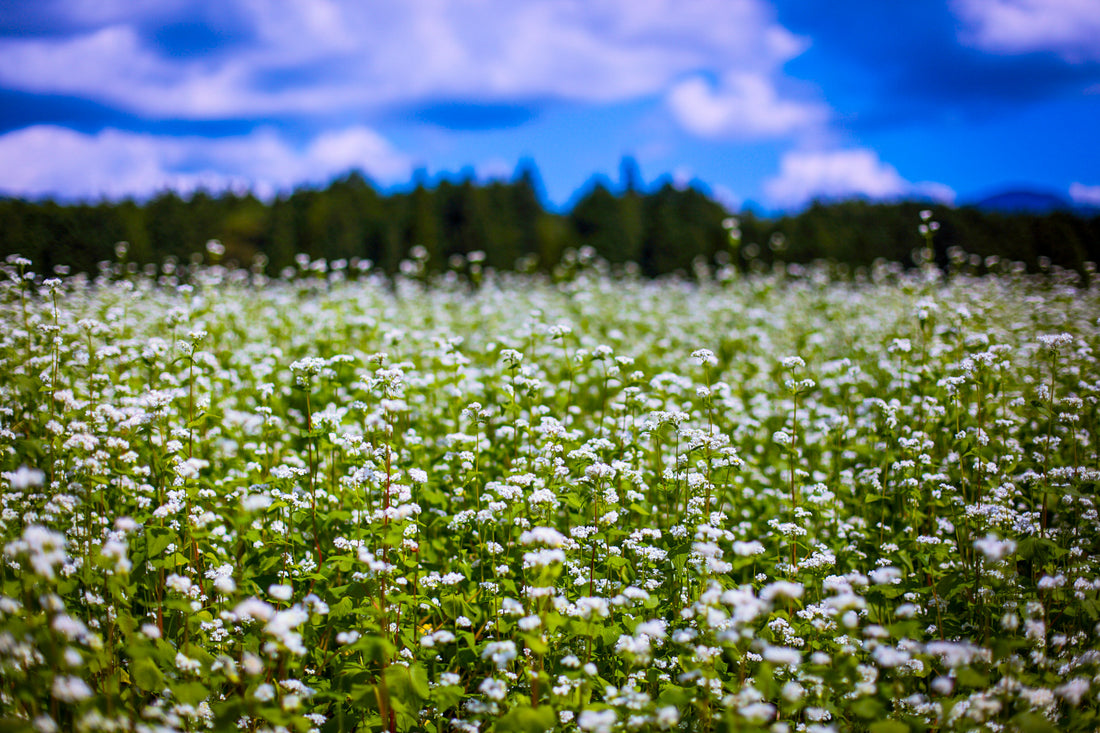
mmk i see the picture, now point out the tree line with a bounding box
[2,164,1099,279]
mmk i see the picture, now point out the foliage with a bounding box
[1,166,1099,280]
[1,243,1099,732]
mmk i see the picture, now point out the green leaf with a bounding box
[598,624,622,645]
[870,721,910,733]
[352,635,393,664]
[212,699,247,730]
[187,411,223,429]
[146,527,174,557]
[132,657,165,692]
[656,684,692,707]
[1016,537,1058,561]
[494,705,557,733]
[384,664,428,708]
[408,664,431,700]
[850,698,884,720]
[523,633,548,655]
[1010,712,1057,733]
[174,681,210,705]
[329,596,354,618]
[430,684,465,713]
[956,667,988,688]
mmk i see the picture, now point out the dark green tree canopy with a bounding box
[2,165,1097,279]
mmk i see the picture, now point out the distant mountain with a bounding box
[971,190,1073,214]
[967,189,1099,217]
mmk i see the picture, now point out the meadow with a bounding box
[1,242,1098,733]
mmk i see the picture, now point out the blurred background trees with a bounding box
[2,161,1098,278]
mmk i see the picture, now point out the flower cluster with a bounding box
[0,250,1098,732]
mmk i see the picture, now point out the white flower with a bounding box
[522,548,566,568]
[214,575,237,594]
[1056,678,1090,706]
[51,614,89,642]
[655,706,679,729]
[165,574,193,594]
[481,641,517,670]
[176,652,202,673]
[51,675,92,702]
[99,539,131,573]
[739,702,776,723]
[6,466,45,490]
[762,646,801,666]
[268,584,293,601]
[782,681,805,702]
[869,566,902,585]
[264,606,310,655]
[242,653,264,676]
[1037,333,1074,352]
[574,597,610,620]
[479,677,507,701]
[113,517,139,532]
[732,540,765,556]
[254,683,275,702]
[1037,574,1065,590]
[500,349,524,366]
[242,493,273,512]
[931,676,954,695]
[691,348,717,367]
[872,645,908,668]
[5,526,68,579]
[336,631,360,645]
[519,526,567,547]
[32,715,58,733]
[973,534,1016,562]
[635,619,667,640]
[761,581,803,602]
[234,598,276,623]
[924,638,985,669]
[577,709,617,733]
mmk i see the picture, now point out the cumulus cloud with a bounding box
[666,72,827,139]
[0,125,411,200]
[0,0,815,135]
[1069,182,1100,206]
[952,0,1100,62]
[763,149,955,209]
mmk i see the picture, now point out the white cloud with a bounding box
[671,166,695,190]
[952,0,1100,62]
[666,72,827,139]
[0,125,411,200]
[1070,182,1100,206]
[763,149,955,209]
[710,184,741,212]
[0,0,815,131]
[476,158,515,182]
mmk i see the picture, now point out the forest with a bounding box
[2,163,1099,279]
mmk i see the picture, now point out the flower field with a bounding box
[1,251,1099,733]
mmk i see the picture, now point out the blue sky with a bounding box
[0,0,1097,211]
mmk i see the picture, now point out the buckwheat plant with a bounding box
[1,249,1098,732]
